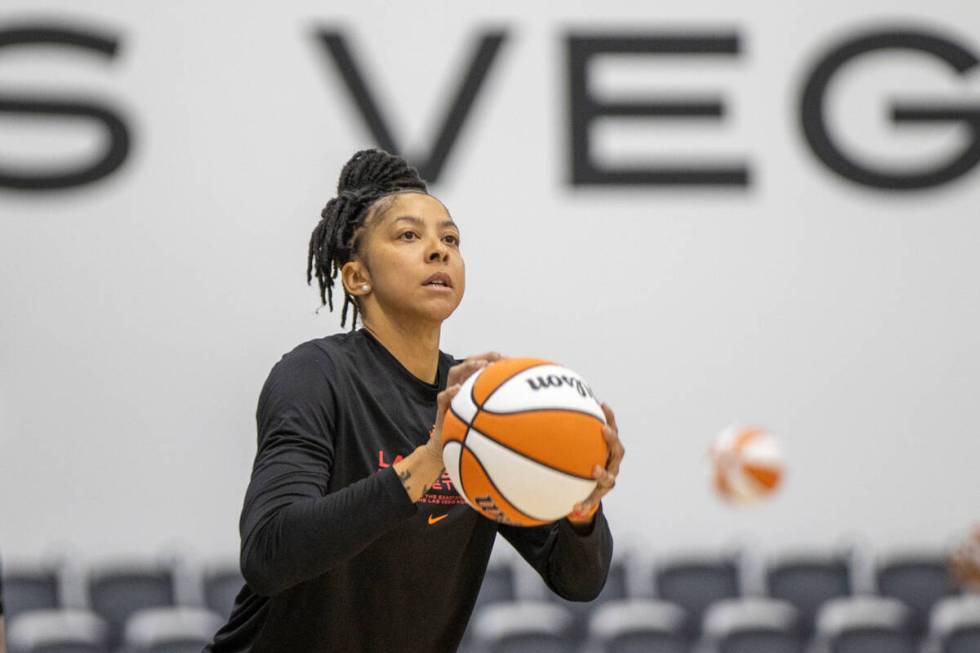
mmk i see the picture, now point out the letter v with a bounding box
[313,29,508,183]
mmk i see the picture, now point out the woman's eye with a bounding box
[444,235,460,246]
[399,231,418,240]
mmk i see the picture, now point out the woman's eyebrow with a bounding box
[392,215,459,230]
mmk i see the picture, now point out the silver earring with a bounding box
[362,284,370,292]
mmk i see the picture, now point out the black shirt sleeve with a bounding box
[498,504,613,601]
[238,350,418,597]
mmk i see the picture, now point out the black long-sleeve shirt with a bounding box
[204,328,613,652]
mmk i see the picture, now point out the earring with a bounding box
[361,284,370,292]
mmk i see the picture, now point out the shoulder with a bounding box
[270,332,361,378]
[259,333,358,404]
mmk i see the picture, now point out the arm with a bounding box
[499,506,614,601]
[239,351,419,596]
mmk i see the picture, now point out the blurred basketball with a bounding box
[441,358,608,526]
[710,424,784,504]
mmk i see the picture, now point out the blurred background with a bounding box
[1,1,978,652]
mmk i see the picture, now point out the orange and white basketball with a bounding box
[441,358,608,526]
[710,424,784,504]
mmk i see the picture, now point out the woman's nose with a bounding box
[427,240,449,261]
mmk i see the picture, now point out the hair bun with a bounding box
[336,148,428,196]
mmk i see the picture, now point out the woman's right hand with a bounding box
[424,352,504,461]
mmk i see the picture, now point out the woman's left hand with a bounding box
[568,402,624,524]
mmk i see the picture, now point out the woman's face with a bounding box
[353,191,465,325]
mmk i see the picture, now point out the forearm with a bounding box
[240,467,415,596]
[392,443,444,502]
[502,505,614,602]
[548,507,614,600]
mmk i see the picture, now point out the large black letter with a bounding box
[313,29,507,184]
[801,29,980,190]
[567,33,748,187]
[0,24,131,191]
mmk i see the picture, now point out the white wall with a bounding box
[1,0,978,564]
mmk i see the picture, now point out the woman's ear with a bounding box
[341,260,372,297]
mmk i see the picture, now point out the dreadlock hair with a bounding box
[307,148,428,330]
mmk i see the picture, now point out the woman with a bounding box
[205,149,625,651]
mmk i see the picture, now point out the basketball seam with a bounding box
[461,443,548,525]
[467,424,598,481]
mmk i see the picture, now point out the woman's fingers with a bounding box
[468,351,503,364]
[572,465,618,513]
[433,384,462,430]
[446,358,488,387]
[570,407,624,515]
[446,351,505,386]
[437,383,462,410]
[601,403,625,478]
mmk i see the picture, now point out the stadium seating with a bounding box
[875,551,959,636]
[120,606,226,653]
[923,595,980,653]
[700,597,800,653]
[468,600,576,653]
[6,608,109,653]
[86,562,177,651]
[764,551,852,636]
[586,598,688,653]
[653,554,741,637]
[3,544,975,653]
[813,596,913,653]
[2,564,61,622]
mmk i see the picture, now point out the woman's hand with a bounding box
[568,402,624,524]
[423,352,504,460]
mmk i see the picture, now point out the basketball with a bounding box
[710,424,784,504]
[441,358,608,526]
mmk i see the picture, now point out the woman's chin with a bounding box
[416,299,461,324]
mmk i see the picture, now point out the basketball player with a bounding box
[204,149,624,651]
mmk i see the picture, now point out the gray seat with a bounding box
[814,596,913,653]
[121,606,226,653]
[588,599,689,653]
[470,600,575,653]
[926,595,980,653]
[701,598,800,653]
[87,562,176,651]
[654,555,740,636]
[2,565,61,622]
[201,563,244,620]
[875,552,957,635]
[765,552,851,636]
[6,609,109,653]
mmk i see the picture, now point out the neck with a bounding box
[362,312,442,384]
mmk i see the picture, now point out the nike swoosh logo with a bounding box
[427,513,448,525]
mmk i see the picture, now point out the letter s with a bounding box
[0,24,131,191]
